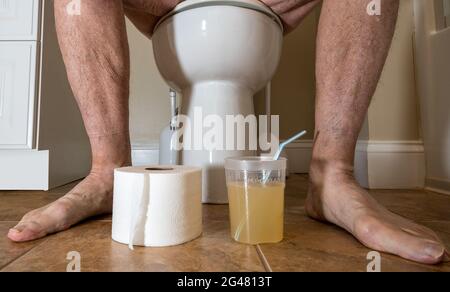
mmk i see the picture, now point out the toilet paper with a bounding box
[112,166,203,249]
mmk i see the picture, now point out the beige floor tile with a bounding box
[2,174,449,272]
[2,220,264,272]
[0,222,46,269]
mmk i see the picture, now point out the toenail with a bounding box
[9,224,26,233]
[425,243,445,259]
[443,251,450,262]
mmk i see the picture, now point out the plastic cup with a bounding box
[225,157,287,245]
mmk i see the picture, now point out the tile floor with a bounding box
[0,175,449,272]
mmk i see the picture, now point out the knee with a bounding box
[123,0,181,16]
[261,0,322,34]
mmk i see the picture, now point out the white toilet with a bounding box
[153,0,283,203]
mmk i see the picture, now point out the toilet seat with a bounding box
[154,0,283,32]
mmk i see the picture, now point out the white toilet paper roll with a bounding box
[112,166,203,248]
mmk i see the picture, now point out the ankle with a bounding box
[89,159,130,180]
[89,132,132,171]
[309,158,355,185]
[91,157,131,171]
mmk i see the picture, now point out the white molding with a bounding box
[0,150,49,190]
[426,187,450,196]
[283,140,314,174]
[356,140,425,153]
[364,141,425,189]
[131,143,159,166]
[425,177,450,195]
[284,140,425,189]
[132,140,426,189]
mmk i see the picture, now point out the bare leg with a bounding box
[8,0,131,242]
[305,0,447,264]
[7,0,183,242]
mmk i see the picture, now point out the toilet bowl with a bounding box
[153,0,283,203]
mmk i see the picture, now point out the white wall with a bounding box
[414,0,450,193]
[127,20,170,148]
[369,0,421,141]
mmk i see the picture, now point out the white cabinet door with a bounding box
[0,0,40,40]
[0,42,37,149]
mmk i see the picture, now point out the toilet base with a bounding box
[180,82,257,203]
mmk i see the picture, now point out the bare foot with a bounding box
[306,161,448,265]
[8,170,115,242]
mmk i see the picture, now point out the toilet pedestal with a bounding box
[181,83,256,203]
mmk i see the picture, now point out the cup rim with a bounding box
[225,156,287,171]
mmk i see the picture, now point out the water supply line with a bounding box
[170,89,178,131]
[265,82,272,149]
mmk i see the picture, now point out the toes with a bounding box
[443,251,450,263]
[7,222,46,242]
[420,242,446,264]
[381,229,445,264]
[388,211,443,243]
[401,225,442,243]
[6,174,114,243]
[354,214,446,264]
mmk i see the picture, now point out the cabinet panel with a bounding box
[0,42,37,149]
[0,0,40,40]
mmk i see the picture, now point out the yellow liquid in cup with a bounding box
[227,182,285,245]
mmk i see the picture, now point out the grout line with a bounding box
[256,245,272,272]
[0,235,51,271]
[1,237,53,271]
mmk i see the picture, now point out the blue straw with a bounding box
[273,130,307,161]
[262,130,307,184]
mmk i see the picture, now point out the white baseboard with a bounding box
[0,150,49,190]
[282,140,314,174]
[357,141,425,189]
[285,140,370,179]
[284,140,425,189]
[0,148,90,191]
[132,140,426,190]
[425,177,450,195]
[131,143,160,166]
